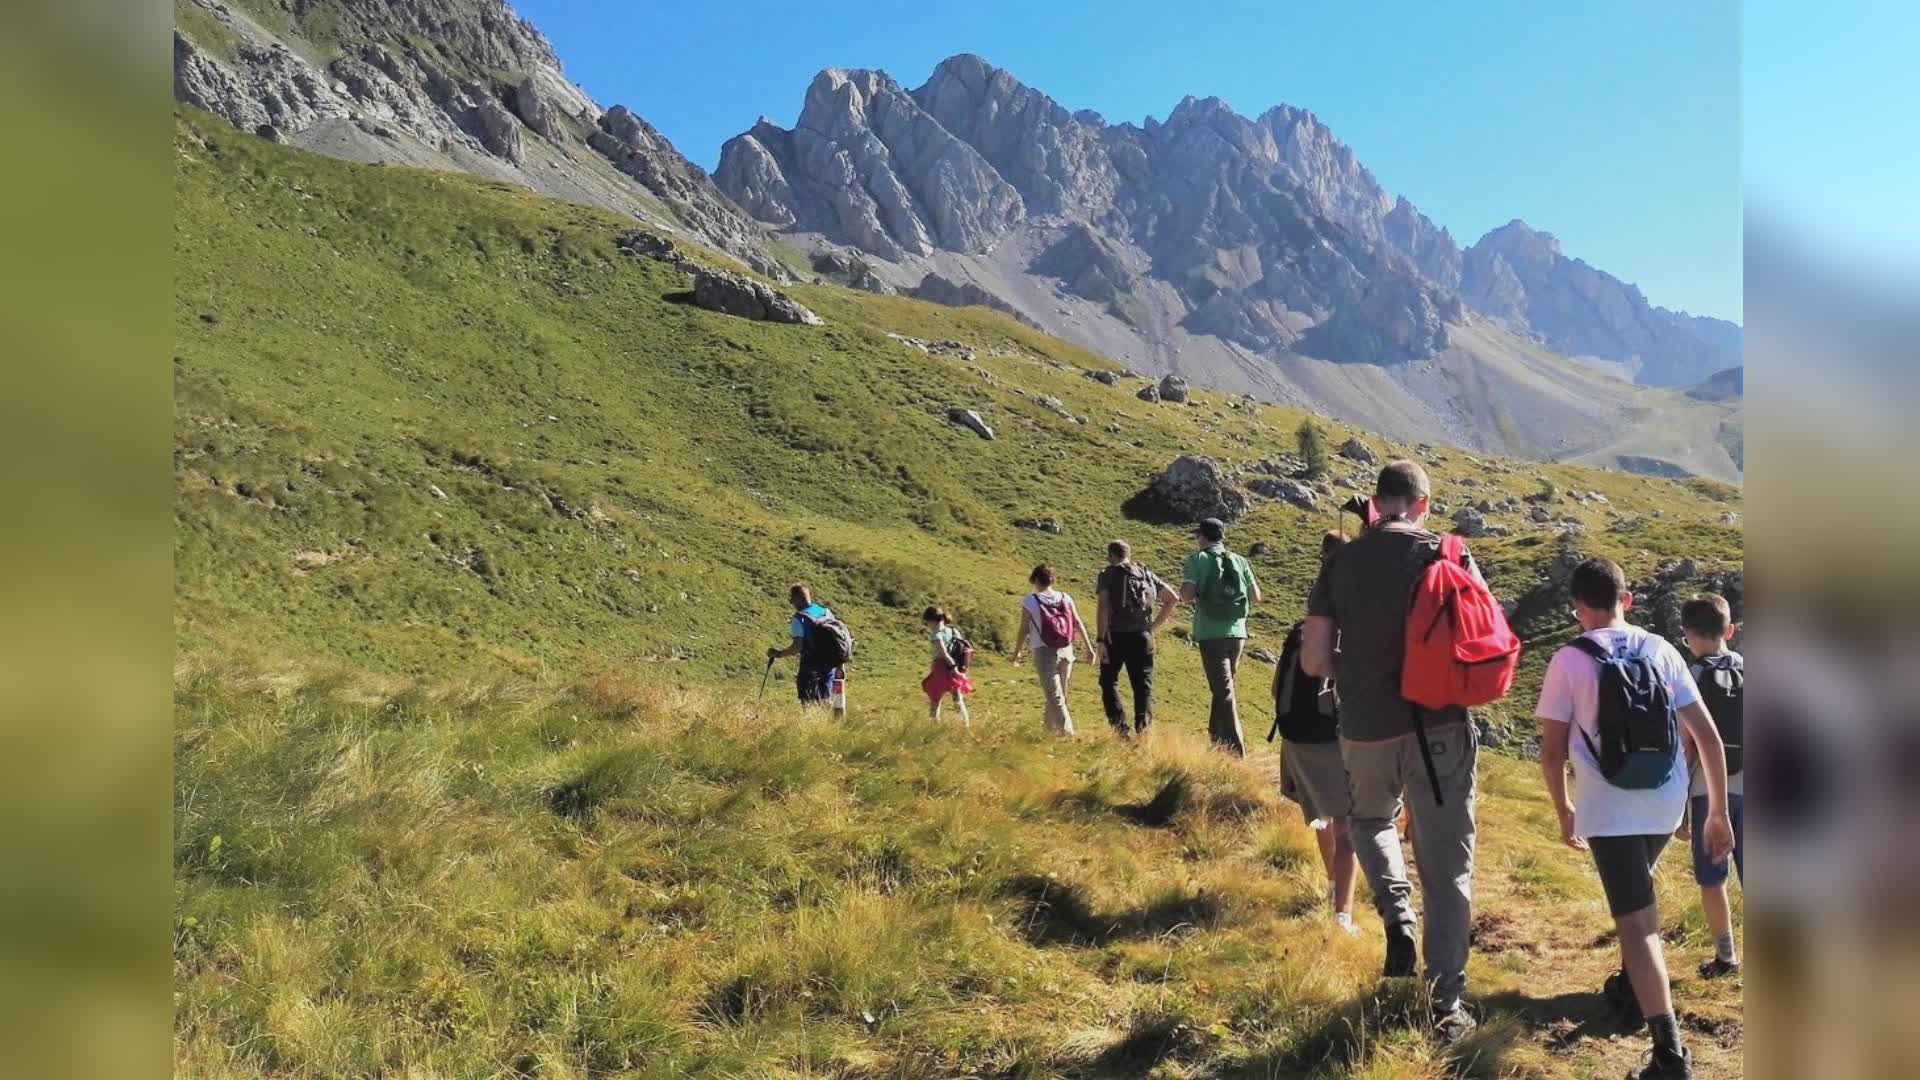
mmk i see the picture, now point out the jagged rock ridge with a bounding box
[172,0,789,279]
[716,53,1739,382]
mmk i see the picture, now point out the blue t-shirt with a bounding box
[790,603,832,641]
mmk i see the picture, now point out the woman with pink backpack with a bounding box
[1009,564,1095,736]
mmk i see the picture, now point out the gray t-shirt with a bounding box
[1307,520,1470,741]
[1096,562,1168,634]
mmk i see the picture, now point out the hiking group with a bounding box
[767,457,1742,1080]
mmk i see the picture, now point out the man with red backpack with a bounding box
[1301,460,1519,1044]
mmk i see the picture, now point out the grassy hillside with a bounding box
[173,108,1743,1077]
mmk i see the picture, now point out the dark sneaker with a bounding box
[1432,1001,1477,1044]
[1603,969,1644,1031]
[1626,1047,1691,1079]
[1384,922,1417,978]
[1109,723,1132,740]
[1133,717,1152,736]
[1697,956,1740,980]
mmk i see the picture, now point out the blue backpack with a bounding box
[1572,636,1678,789]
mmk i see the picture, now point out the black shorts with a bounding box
[1588,833,1672,918]
[797,663,838,703]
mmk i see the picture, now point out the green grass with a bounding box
[176,0,243,60]
[173,107,1744,1077]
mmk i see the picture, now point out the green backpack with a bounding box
[1196,550,1251,623]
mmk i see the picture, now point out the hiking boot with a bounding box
[1109,722,1131,740]
[1133,717,1152,737]
[1432,1000,1477,1045]
[1384,922,1417,978]
[1697,956,1740,980]
[1626,1047,1691,1079]
[1603,969,1644,1031]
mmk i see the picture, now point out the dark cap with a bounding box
[1191,517,1226,542]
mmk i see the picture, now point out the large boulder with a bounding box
[1136,384,1160,403]
[1338,437,1378,465]
[947,408,995,440]
[1158,374,1190,403]
[1451,507,1488,538]
[1248,476,1317,511]
[1133,455,1249,524]
[690,269,824,325]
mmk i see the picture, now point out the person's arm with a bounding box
[1072,597,1097,658]
[1151,581,1180,633]
[1539,719,1587,852]
[1095,580,1110,643]
[1301,617,1335,678]
[1679,700,1735,860]
[1010,607,1032,664]
[1246,562,1263,606]
[768,636,803,660]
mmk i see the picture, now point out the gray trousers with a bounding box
[1342,721,1478,1008]
[1197,637,1246,756]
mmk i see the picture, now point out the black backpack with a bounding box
[1113,564,1156,624]
[1693,654,1743,776]
[1572,636,1678,789]
[943,631,974,673]
[1268,622,1339,744]
[800,611,854,668]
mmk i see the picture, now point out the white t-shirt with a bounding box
[1688,651,1745,798]
[1022,590,1080,651]
[1535,625,1701,838]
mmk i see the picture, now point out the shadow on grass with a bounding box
[1052,774,1191,829]
[1001,874,1221,948]
[1060,1012,1213,1079]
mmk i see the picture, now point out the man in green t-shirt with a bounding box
[1180,517,1263,755]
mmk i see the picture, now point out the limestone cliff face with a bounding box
[716,68,1024,260]
[173,0,788,279]
[1463,220,1741,386]
[715,53,1739,379]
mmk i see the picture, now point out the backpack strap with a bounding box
[1439,533,1467,563]
[1569,635,1610,662]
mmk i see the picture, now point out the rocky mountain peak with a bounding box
[172,0,788,278]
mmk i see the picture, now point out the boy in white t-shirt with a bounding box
[1535,558,1734,1080]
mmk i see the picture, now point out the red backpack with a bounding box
[1401,534,1520,709]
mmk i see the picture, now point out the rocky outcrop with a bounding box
[714,68,1025,260]
[1337,437,1378,465]
[909,273,1039,327]
[1248,476,1316,510]
[1463,220,1740,386]
[1157,375,1190,403]
[947,408,996,440]
[172,0,788,281]
[689,270,823,325]
[1129,455,1250,524]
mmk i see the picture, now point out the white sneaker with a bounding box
[1335,911,1357,935]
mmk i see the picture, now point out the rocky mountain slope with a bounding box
[172,0,792,279]
[715,54,1742,478]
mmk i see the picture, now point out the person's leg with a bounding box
[1098,642,1126,731]
[1313,824,1338,881]
[1404,721,1478,1018]
[1329,818,1358,917]
[1033,648,1065,734]
[1691,796,1738,974]
[953,691,970,730]
[1128,632,1155,733]
[797,663,826,708]
[1199,638,1246,755]
[1057,652,1075,734]
[1592,833,1685,1066]
[1342,737,1417,965]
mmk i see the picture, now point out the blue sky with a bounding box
[515,1,1740,323]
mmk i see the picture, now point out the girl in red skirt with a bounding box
[921,606,974,728]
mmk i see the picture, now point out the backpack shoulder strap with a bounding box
[1439,533,1467,563]
[1569,635,1610,662]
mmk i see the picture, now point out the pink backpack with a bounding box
[1034,594,1075,648]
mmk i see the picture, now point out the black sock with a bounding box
[1646,1012,1683,1058]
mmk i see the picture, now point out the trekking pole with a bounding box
[759,656,775,699]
